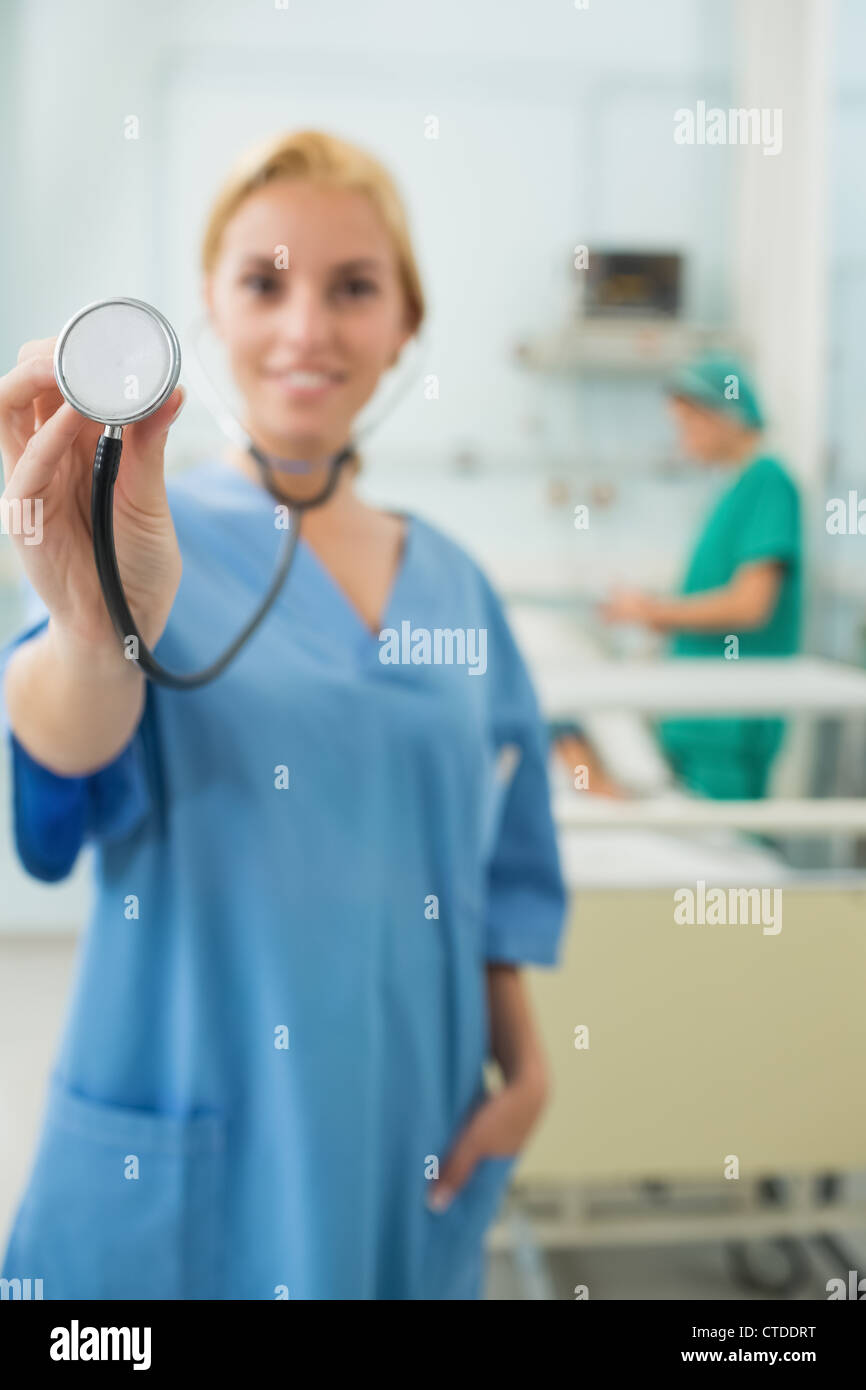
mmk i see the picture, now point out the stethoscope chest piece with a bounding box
[54,296,181,427]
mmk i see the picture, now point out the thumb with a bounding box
[143,383,184,436]
[134,386,186,450]
[120,387,185,500]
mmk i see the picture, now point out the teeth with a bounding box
[282,371,330,387]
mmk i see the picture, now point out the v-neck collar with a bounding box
[300,511,415,642]
[205,456,416,646]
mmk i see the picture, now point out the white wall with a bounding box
[0,0,732,488]
[731,0,830,494]
[822,0,866,636]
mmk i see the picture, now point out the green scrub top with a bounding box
[657,454,802,799]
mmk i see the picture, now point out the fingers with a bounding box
[17,337,56,365]
[0,354,59,413]
[428,1127,487,1212]
[17,337,66,431]
[4,401,87,497]
[0,356,66,485]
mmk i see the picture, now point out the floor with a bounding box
[486,1229,866,1300]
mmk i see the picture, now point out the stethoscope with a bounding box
[53,296,426,690]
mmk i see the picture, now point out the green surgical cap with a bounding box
[667,354,765,431]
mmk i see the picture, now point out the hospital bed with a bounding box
[500,870,866,1306]
[492,608,866,1290]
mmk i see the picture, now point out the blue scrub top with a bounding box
[0,458,566,1300]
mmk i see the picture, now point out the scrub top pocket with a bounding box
[422,1154,517,1300]
[1,1075,225,1300]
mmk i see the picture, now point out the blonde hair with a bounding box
[200,128,425,335]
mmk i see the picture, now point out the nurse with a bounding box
[602,355,802,800]
[0,129,566,1299]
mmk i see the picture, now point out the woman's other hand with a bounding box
[426,1069,547,1212]
[427,964,550,1211]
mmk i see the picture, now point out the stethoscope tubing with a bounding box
[90,430,318,690]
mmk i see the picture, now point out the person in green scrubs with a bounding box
[602,355,803,800]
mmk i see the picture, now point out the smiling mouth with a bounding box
[262,368,347,395]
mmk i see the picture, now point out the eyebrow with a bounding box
[237,254,385,273]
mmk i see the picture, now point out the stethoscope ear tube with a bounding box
[90,427,307,690]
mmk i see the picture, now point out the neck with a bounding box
[224,442,358,514]
[724,431,761,467]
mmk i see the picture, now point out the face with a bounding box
[667,396,750,464]
[205,180,413,466]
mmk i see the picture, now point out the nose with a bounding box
[272,279,332,351]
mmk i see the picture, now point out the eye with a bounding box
[241,273,281,297]
[333,276,380,301]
